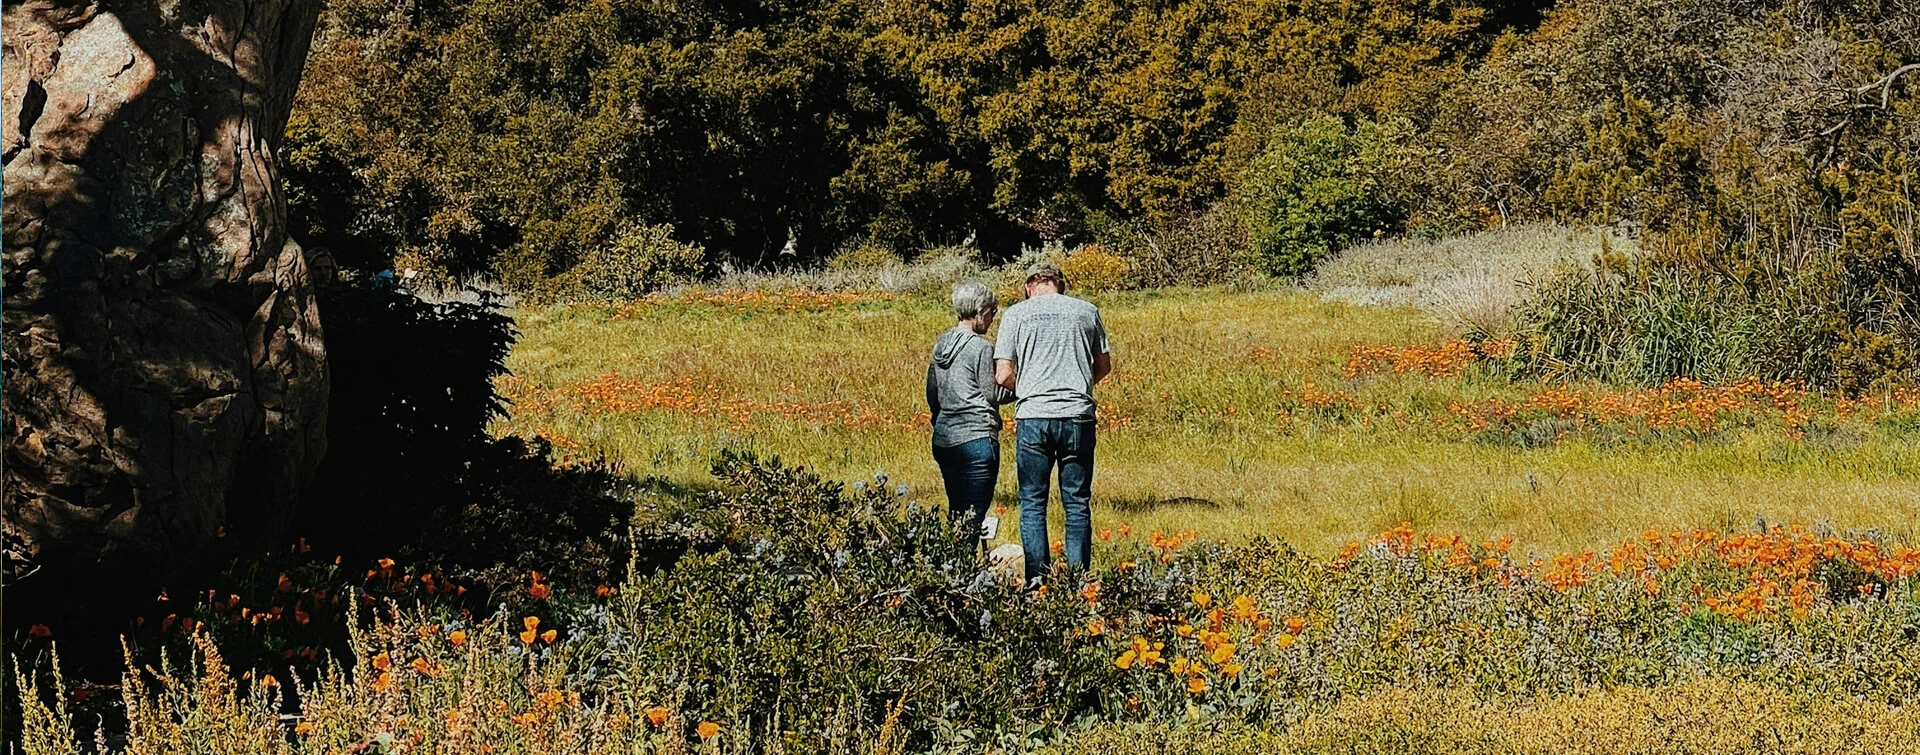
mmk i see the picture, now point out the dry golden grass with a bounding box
[1048,679,1920,754]
[496,286,1920,556]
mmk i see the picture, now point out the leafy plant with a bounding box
[1236,117,1417,277]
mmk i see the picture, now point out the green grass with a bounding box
[495,286,1920,557]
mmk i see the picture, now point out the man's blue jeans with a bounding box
[1015,418,1095,583]
[932,437,999,543]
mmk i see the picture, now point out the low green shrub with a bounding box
[545,222,706,303]
[1089,204,1256,288]
[1515,251,1920,391]
[826,242,905,272]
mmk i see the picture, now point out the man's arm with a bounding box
[980,346,1016,405]
[926,362,941,418]
[995,358,1017,391]
[1090,307,1112,386]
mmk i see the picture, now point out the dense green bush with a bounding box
[1236,117,1417,277]
[284,0,1532,281]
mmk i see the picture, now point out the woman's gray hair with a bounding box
[950,279,998,320]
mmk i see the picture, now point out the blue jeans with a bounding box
[1016,419,1095,583]
[932,437,999,542]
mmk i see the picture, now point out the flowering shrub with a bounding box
[1060,245,1137,292]
[15,455,1920,752]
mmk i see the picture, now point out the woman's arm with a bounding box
[979,342,1015,405]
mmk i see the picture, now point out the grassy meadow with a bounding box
[495,227,1920,557]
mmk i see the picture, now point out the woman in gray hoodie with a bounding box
[926,279,1016,542]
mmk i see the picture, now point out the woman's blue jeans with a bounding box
[932,437,999,543]
[1015,418,1095,583]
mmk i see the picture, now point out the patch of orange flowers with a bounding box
[1336,521,1918,621]
[1345,338,1518,379]
[1443,378,1920,439]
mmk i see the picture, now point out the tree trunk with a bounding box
[2,0,327,635]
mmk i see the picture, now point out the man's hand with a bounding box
[1092,353,1112,386]
[995,358,1017,390]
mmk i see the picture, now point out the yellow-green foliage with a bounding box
[544,222,707,303]
[1060,245,1135,292]
[1048,681,1920,754]
[827,242,905,272]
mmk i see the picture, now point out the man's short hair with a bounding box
[1025,261,1067,289]
[951,279,998,320]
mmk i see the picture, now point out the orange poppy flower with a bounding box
[449,629,468,647]
[1187,677,1207,695]
[646,707,669,727]
[529,583,552,600]
[698,721,720,739]
[372,652,391,671]
[541,629,557,644]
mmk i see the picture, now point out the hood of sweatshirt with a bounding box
[933,326,976,369]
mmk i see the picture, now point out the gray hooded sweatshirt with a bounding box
[926,326,1015,447]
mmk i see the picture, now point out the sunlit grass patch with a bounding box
[496,285,1920,556]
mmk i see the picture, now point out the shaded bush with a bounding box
[297,283,516,561]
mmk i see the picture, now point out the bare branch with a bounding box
[1855,63,1920,110]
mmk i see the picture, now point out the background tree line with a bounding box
[283,0,1918,388]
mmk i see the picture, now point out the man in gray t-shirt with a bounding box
[994,262,1111,584]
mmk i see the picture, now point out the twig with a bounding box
[1854,63,1920,111]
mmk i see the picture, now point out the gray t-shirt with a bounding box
[993,293,1109,420]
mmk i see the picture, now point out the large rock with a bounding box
[2,0,326,630]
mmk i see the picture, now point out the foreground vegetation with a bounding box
[495,237,1920,555]
[15,454,1920,753]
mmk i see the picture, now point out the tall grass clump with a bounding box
[1310,224,1628,337]
[1516,249,1919,391]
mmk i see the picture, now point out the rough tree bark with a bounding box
[2,0,327,631]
